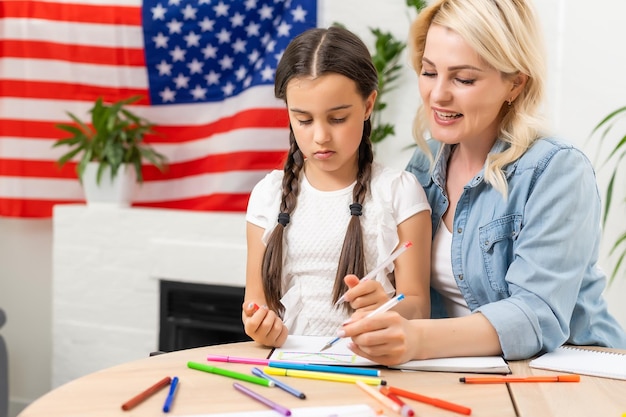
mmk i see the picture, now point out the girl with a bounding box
[242,26,432,347]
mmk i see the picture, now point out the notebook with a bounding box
[270,335,511,374]
[529,346,626,380]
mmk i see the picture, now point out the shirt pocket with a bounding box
[478,214,522,294]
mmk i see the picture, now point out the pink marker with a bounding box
[206,354,269,366]
[335,241,413,305]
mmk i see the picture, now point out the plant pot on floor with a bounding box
[82,162,137,207]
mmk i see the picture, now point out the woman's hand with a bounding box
[342,274,390,312]
[341,310,420,366]
[241,302,288,347]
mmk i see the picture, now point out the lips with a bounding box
[434,110,462,120]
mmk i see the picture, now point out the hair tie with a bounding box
[349,203,363,216]
[277,212,290,227]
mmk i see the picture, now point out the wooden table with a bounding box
[17,342,626,417]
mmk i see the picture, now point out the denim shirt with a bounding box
[406,137,626,360]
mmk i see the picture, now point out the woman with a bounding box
[242,26,432,348]
[341,0,626,364]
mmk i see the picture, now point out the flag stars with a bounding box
[169,46,187,62]
[276,21,291,37]
[218,55,234,70]
[156,60,173,76]
[159,87,176,103]
[202,44,218,59]
[205,70,221,85]
[232,38,247,54]
[244,0,257,11]
[213,1,229,17]
[152,32,169,48]
[173,73,190,89]
[248,49,260,64]
[222,82,236,96]
[151,3,167,20]
[198,17,215,32]
[168,0,182,6]
[261,65,274,81]
[258,4,274,20]
[166,18,183,34]
[216,28,231,44]
[245,22,261,37]
[181,4,198,20]
[187,58,204,74]
[235,65,248,81]
[265,39,276,53]
[230,12,246,27]
[190,85,208,100]
[291,5,307,22]
[184,31,201,47]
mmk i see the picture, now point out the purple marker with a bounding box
[233,382,292,416]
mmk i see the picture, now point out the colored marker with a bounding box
[380,386,415,417]
[355,381,399,414]
[206,355,381,377]
[335,241,412,305]
[187,361,274,387]
[252,367,306,399]
[322,293,406,352]
[162,376,179,413]
[233,382,292,416]
[388,385,471,415]
[121,376,171,411]
[459,374,580,384]
[263,366,386,386]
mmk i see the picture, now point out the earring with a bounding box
[507,98,513,106]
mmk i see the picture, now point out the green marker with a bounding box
[187,361,275,387]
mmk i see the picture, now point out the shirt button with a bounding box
[457,227,462,234]
[458,274,464,281]
[484,240,489,246]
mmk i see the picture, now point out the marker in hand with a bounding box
[334,241,412,306]
[320,293,406,352]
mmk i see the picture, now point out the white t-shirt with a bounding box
[430,221,471,317]
[246,162,431,336]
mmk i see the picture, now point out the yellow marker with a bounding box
[263,366,385,386]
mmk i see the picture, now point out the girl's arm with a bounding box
[243,222,288,347]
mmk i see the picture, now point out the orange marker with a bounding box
[380,386,415,417]
[459,374,580,384]
[387,385,471,415]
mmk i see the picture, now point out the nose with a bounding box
[313,122,331,144]
[431,78,452,105]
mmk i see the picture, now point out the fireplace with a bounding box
[159,280,251,352]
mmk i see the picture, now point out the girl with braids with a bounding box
[242,26,432,348]
[342,0,626,365]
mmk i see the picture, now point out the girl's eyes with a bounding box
[296,117,346,126]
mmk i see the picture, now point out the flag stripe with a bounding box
[1,1,142,25]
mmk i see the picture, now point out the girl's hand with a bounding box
[341,310,419,366]
[342,274,390,312]
[241,302,288,347]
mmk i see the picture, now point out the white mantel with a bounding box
[51,205,247,388]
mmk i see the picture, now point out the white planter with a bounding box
[82,162,137,207]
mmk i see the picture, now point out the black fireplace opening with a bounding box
[159,280,251,352]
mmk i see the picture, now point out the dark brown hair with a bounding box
[262,26,379,316]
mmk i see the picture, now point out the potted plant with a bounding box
[590,105,626,283]
[54,95,167,206]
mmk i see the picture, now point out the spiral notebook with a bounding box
[529,346,626,380]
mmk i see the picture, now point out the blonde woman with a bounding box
[342,0,626,365]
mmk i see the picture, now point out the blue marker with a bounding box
[251,367,306,399]
[162,376,179,413]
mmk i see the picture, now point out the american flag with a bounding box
[0,0,317,217]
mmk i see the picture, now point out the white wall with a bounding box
[1,0,626,412]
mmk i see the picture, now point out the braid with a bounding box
[332,121,374,311]
[261,131,304,316]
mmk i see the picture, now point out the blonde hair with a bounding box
[410,0,547,197]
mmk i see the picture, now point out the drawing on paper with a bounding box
[273,351,360,364]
